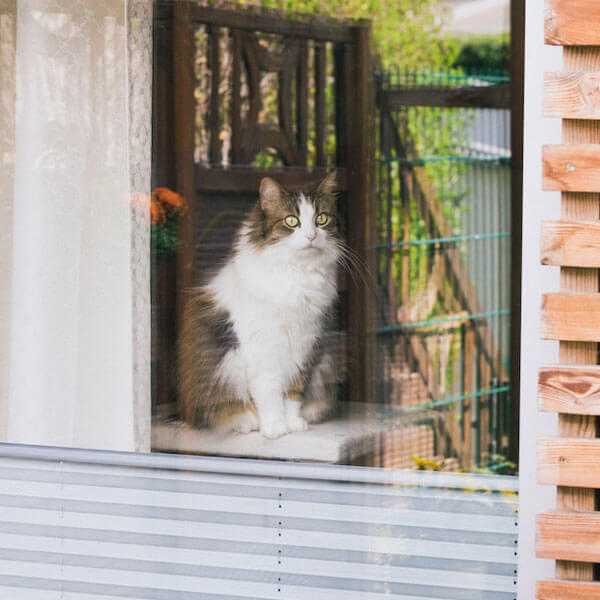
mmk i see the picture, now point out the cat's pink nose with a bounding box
[306,231,317,242]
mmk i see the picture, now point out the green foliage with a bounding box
[450,34,510,74]
[412,455,443,471]
[412,453,517,475]
[151,214,182,256]
[379,92,470,312]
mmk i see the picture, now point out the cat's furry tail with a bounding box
[301,334,345,424]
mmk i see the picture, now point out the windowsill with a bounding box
[152,402,433,464]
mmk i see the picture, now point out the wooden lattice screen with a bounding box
[537,1,600,597]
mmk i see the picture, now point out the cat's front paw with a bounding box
[230,410,260,434]
[260,418,288,439]
[286,416,308,433]
[301,400,331,424]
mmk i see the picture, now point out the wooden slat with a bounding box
[173,1,197,293]
[151,9,175,187]
[195,166,347,193]
[191,5,354,43]
[541,293,600,341]
[553,43,600,584]
[539,365,600,415]
[172,1,199,422]
[314,42,327,167]
[296,39,309,165]
[345,25,377,407]
[208,25,222,165]
[544,72,600,119]
[541,220,600,267]
[384,85,510,110]
[278,42,297,158]
[537,511,600,562]
[538,437,600,487]
[151,9,177,410]
[242,34,261,148]
[230,31,242,165]
[154,3,354,43]
[333,42,348,168]
[537,580,600,599]
[542,144,600,192]
[545,0,600,46]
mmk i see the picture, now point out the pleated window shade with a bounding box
[0,444,517,600]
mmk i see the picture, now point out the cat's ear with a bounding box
[316,171,337,195]
[259,177,286,212]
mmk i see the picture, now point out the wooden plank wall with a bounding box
[537,1,600,597]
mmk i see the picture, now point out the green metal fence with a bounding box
[375,69,514,473]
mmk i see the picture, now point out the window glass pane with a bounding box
[0,2,516,470]
[0,1,519,598]
[149,2,516,475]
[0,0,516,470]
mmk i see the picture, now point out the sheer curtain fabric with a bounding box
[0,0,151,451]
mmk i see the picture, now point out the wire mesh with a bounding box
[375,68,513,473]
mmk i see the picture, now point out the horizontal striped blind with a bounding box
[0,444,518,599]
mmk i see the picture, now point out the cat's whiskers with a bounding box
[330,240,378,297]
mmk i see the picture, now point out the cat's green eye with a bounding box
[316,213,329,226]
[284,215,299,228]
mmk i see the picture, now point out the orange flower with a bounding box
[150,198,166,225]
[152,187,187,214]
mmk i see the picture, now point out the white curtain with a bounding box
[0,0,151,451]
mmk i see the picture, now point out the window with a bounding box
[0,0,519,471]
[0,2,520,598]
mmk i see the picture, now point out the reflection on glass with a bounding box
[0,0,516,473]
[0,0,152,451]
[0,2,518,597]
[150,3,515,474]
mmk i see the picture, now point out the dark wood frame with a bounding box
[152,2,375,411]
[151,2,524,466]
[509,0,525,467]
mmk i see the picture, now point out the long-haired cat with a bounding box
[178,172,343,438]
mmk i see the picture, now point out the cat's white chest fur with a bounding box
[207,233,338,436]
[211,240,336,370]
